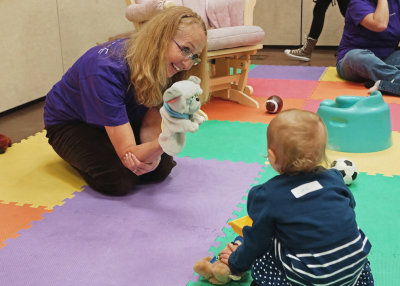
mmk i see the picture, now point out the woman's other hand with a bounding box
[123,152,161,175]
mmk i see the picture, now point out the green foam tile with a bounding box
[348,173,400,284]
[180,120,268,164]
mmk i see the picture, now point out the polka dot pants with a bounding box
[250,254,374,286]
[355,261,374,286]
[251,253,290,285]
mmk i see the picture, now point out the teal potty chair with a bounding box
[317,91,392,153]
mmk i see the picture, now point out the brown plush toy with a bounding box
[0,134,12,154]
[193,236,243,285]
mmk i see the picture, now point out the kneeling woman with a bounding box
[44,7,209,196]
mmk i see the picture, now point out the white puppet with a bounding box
[158,76,205,156]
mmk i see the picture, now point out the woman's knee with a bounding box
[340,49,377,81]
[343,49,375,65]
[79,167,139,196]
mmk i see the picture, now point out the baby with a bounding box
[219,109,373,286]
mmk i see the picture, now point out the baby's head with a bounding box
[267,109,327,174]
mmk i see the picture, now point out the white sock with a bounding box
[368,80,381,94]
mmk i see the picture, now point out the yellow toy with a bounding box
[228,215,253,237]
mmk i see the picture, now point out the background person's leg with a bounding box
[337,49,400,82]
[338,49,400,96]
[309,0,332,39]
[284,0,331,61]
[337,0,350,17]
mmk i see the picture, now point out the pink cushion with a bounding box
[206,0,245,28]
[207,25,265,51]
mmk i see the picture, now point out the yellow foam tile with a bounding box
[326,131,400,177]
[0,131,85,210]
[320,66,346,82]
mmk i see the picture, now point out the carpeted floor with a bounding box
[0,64,399,285]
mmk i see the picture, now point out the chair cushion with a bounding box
[207,25,265,51]
[206,0,245,28]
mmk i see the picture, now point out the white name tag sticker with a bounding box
[291,181,323,198]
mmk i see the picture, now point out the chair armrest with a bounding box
[243,0,257,25]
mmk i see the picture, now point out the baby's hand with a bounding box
[218,242,239,265]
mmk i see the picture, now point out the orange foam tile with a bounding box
[0,202,52,248]
[382,95,400,104]
[311,81,367,100]
[312,81,400,104]
[202,97,306,123]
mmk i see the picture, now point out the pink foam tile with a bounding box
[389,103,400,132]
[247,78,318,99]
[302,99,324,113]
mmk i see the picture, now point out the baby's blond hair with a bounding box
[267,109,327,174]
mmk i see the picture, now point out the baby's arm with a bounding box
[227,185,275,274]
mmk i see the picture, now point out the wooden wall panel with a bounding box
[0,0,63,113]
[1,0,133,113]
[254,0,302,46]
[57,0,133,71]
[254,0,345,46]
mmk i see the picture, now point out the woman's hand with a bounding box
[123,152,161,175]
[218,242,239,266]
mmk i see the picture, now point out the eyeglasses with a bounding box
[173,39,201,66]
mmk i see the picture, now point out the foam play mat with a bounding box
[1,64,399,285]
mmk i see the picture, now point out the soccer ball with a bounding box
[330,158,358,185]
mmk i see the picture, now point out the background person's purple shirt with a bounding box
[337,0,400,62]
[44,38,148,128]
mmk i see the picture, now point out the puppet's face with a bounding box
[163,77,202,115]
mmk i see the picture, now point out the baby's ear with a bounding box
[163,86,181,102]
[187,75,201,85]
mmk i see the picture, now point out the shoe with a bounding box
[284,36,318,62]
[364,80,375,89]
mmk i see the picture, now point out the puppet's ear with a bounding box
[163,85,181,102]
[187,75,201,85]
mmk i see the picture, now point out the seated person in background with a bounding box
[336,0,400,96]
[219,109,374,286]
[44,6,209,196]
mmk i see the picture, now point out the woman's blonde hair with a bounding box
[267,109,328,174]
[125,6,209,107]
